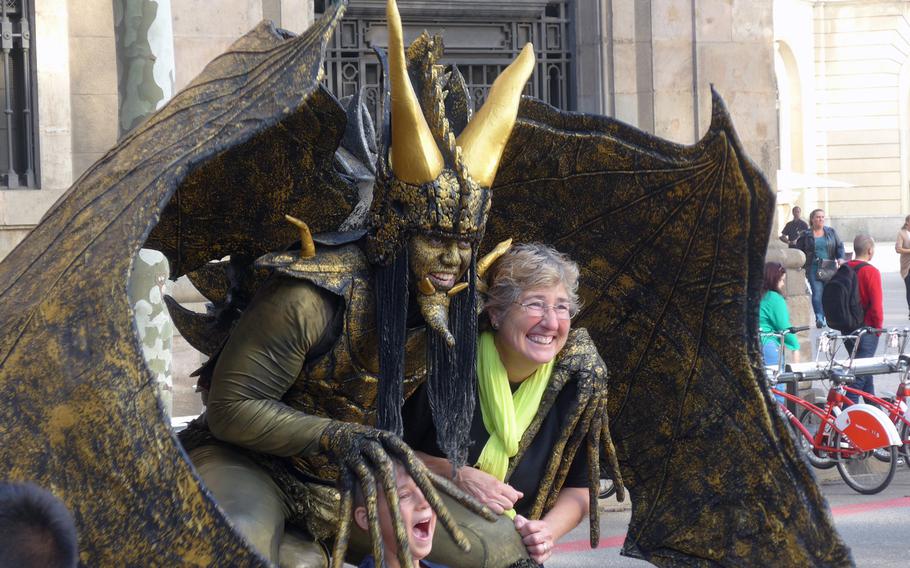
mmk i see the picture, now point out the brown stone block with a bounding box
[696,42,774,95]
[171,0,261,38]
[651,0,693,41]
[70,94,118,155]
[696,0,733,42]
[653,90,696,144]
[651,40,694,92]
[68,36,118,96]
[173,36,242,91]
[731,0,773,42]
[67,0,116,38]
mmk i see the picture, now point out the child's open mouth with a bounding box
[412,518,432,540]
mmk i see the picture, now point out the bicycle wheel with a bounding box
[797,406,836,469]
[598,477,616,500]
[833,433,897,495]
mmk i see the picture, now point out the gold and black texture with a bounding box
[484,93,852,566]
[0,0,854,566]
[0,4,348,566]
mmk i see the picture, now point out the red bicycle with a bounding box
[763,328,902,494]
[836,328,910,468]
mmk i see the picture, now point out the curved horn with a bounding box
[456,44,535,187]
[285,215,316,259]
[387,0,444,184]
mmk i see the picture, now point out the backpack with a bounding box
[821,262,868,333]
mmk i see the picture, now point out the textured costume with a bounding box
[0,1,855,567]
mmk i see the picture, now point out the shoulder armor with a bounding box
[257,243,370,297]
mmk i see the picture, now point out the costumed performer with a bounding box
[177,1,546,567]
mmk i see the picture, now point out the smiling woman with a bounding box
[404,243,610,566]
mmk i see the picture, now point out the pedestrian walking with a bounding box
[796,208,845,328]
[779,206,808,248]
[843,234,882,402]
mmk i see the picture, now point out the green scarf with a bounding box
[476,331,554,517]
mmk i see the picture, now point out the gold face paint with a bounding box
[408,234,472,345]
[407,234,472,292]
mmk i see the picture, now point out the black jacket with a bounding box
[796,226,844,269]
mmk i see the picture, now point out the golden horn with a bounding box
[418,277,437,296]
[387,0,444,184]
[447,282,469,297]
[456,44,536,187]
[476,238,513,278]
[284,214,316,259]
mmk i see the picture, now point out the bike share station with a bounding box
[765,326,910,495]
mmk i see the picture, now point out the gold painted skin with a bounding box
[409,235,472,345]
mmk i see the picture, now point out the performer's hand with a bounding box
[455,466,522,514]
[320,421,484,568]
[513,514,554,564]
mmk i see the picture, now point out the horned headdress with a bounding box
[370,0,534,465]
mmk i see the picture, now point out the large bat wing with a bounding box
[0,4,348,565]
[486,93,852,566]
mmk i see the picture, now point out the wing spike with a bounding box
[162,295,225,356]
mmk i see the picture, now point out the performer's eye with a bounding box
[457,240,471,250]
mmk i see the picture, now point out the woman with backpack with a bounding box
[759,262,800,370]
[796,209,845,328]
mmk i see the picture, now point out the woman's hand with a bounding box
[455,466,522,514]
[513,514,554,564]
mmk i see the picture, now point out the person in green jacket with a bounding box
[759,262,800,369]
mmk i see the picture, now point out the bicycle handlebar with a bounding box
[760,326,810,338]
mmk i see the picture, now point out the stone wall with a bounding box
[605,0,778,180]
[0,1,315,261]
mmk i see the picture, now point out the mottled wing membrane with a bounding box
[486,93,852,566]
[146,85,357,278]
[0,4,347,565]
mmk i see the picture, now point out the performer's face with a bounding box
[408,234,472,291]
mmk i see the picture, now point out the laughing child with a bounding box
[353,463,446,568]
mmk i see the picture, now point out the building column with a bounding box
[113,0,175,137]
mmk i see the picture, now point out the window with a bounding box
[315,1,573,124]
[0,0,38,189]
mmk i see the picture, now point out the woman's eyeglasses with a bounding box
[513,301,576,320]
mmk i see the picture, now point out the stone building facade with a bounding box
[775,0,910,240]
[1,0,781,261]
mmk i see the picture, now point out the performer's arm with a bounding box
[206,277,335,456]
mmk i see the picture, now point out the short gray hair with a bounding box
[853,234,874,257]
[482,243,580,320]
